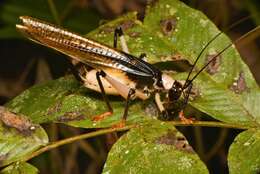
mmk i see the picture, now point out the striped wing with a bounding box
[16,16,159,77]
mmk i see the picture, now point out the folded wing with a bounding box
[16,16,159,78]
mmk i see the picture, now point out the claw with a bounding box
[92,111,113,122]
[178,110,194,124]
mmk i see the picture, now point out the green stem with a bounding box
[22,125,135,162]
[204,128,229,161]
[21,120,250,163]
[169,121,251,129]
[194,126,205,158]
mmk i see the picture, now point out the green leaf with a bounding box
[87,0,259,127]
[0,162,38,174]
[103,120,208,174]
[6,76,150,128]
[0,107,48,167]
[228,129,260,174]
[0,0,100,38]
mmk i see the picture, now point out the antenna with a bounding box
[185,25,260,88]
[183,16,251,89]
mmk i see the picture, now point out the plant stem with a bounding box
[194,126,205,158]
[22,125,135,162]
[21,120,250,163]
[204,128,229,161]
[168,121,252,129]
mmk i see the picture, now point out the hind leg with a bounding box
[91,71,113,121]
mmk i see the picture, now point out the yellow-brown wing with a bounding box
[16,16,159,78]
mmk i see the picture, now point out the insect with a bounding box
[16,16,258,126]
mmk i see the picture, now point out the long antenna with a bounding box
[185,25,260,88]
[183,16,251,89]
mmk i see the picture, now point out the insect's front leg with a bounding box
[155,93,171,120]
[155,93,165,113]
[155,90,194,123]
[178,82,194,124]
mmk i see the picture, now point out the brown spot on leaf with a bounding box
[99,26,114,34]
[144,102,159,118]
[99,20,135,34]
[128,31,141,38]
[57,111,85,122]
[120,20,135,31]
[159,53,188,62]
[155,130,194,153]
[175,136,194,153]
[205,54,222,75]
[160,17,177,36]
[47,101,62,115]
[230,72,248,94]
[0,153,9,165]
[0,106,37,135]
[155,131,177,145]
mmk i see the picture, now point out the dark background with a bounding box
[0,0,259,173]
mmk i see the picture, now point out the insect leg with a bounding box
[113,88,136,128]
[91,70,148,126]
[179,83,194,124]
[113,26,129,53]
[139,53,147,61]
[155,93,171,120]
[96,71,113,111]
[122,88,136,120]
[155,93,165,113]
[91,71,113,121]
[113,27,122,48]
